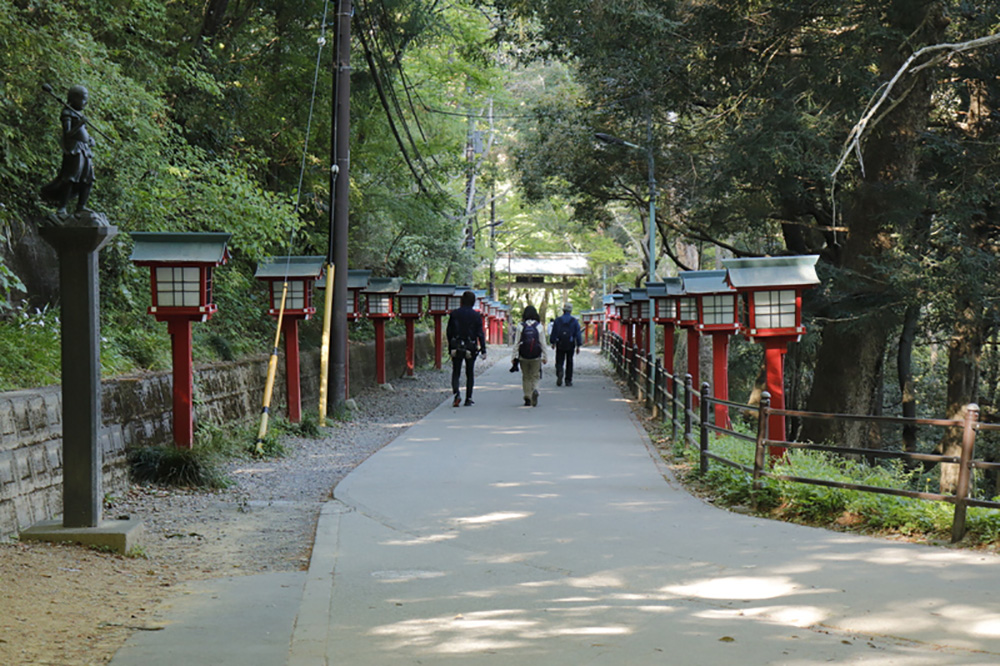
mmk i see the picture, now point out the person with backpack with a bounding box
[549,303,582,387]
[510,304,547,406]
[446,290,486,407]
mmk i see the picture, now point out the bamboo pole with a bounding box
[318,262,335,424]
[255,282,288,455]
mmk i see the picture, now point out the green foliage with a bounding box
[674,432,1000,545]
[0,304,62,391]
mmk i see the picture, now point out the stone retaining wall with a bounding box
[0,332,436,540]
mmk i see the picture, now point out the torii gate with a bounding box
[494,252,591,322]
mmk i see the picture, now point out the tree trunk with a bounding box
[802,1,945,447]
[898,303,920,452]
[939,300,982,493]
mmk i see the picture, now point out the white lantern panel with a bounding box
[369,294,392,315]
[429,295,448,311]
[399,297,422,315]
[678,297,698,321]
[754,290,796,329]
[346,296,356,315]
[639,301,650,319]
[155,266,201,308]
[703,294,736,326]
[271,281,306,310]
[656,299,674,319]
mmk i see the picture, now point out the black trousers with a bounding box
[555,348,575,383]
[451,352,476,398]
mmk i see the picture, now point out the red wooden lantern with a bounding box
[130,232,231,448]
[674,281,702,390]
[363,277,402,385]
[346,269,372,321]
[724,255,820,455]
[648,277,681,375]
[680,270,740,428]
[631,288,649,355]
[254,256,326,423]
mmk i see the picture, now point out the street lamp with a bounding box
[595,125,657,361]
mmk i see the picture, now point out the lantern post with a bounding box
[397,283,429,377]
[362,277,402,385]
[426,285,454,369]
[648,278,681,376]
[632,288,649,358]
[254,256,325,423]
[681,270,740,428]
[130,232,230,448]
[676,286,701,392]
[620,291,635,350]
[723,255,820,459]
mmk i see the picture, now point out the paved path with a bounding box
[116,350,1000,665]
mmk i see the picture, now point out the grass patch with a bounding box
[128,445,232,489]
[668,428,1000,546]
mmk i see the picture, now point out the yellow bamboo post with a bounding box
[256,282,289,455]
[318,262,335,425]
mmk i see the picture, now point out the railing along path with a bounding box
[599,330,1000,543]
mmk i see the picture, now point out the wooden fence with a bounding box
[600,331,1000,542]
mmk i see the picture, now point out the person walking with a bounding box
[446,290,486,407]
[549,302,582,387]
[510,304,547,407]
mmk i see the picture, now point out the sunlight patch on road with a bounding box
[382,532,458,546]
[663,575,801,601]
[451,511,533,526]
[697,605,828,628]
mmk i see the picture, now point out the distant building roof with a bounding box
[495,252,590,278]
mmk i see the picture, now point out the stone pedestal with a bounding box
[21,219,140,553]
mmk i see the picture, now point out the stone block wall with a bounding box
[0,331,436,540]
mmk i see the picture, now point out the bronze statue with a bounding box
[40,85,96,216]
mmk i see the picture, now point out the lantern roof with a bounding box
[398,282,430,297]
[723,255,820,290]
[316,267,371,290]
[129,232,231,265]
[254,256,326,281]
[630,288,649,302]
[348,269,373,290]
[602,294,615,305]
[363,276,403,294]
[680,270,733,295]
[453,285,473,295]
[427,283,456,296]
[646,277,682,298]
[611,293,626,305]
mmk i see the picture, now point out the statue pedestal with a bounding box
[20,220,140,553]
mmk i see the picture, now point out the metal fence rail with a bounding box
[600,331,1000,542]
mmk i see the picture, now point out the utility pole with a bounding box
[330,0,352,409]
[489,183,497,299]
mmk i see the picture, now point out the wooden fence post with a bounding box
[700,382,711,475]
[684,374,693,450]
[753,391,771,494]
[951,403,979,543]
[670,373,679,442]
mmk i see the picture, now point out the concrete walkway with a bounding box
[115,350,1000,665]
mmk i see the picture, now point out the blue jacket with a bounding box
[549,313,582,350]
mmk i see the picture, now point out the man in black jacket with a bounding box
[446,291,486,406]
[549,303,582,387]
